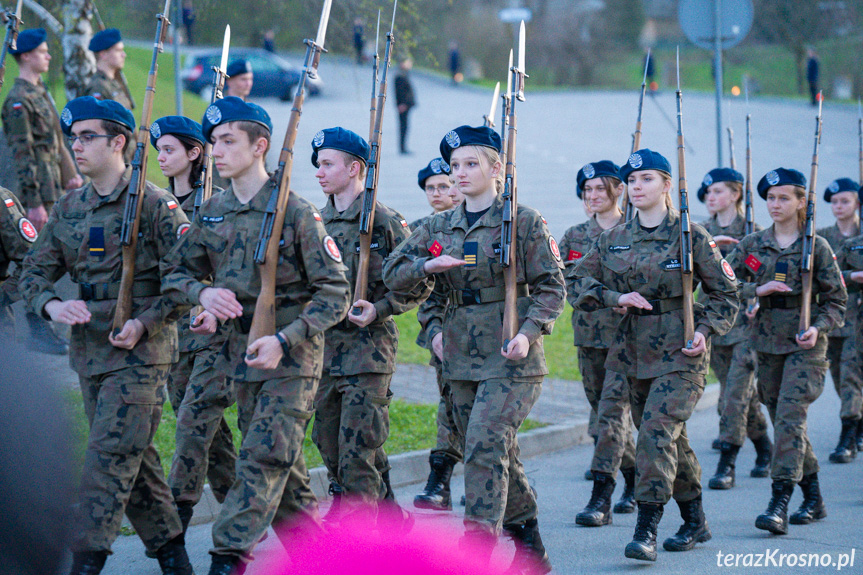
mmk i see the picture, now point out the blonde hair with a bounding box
[466,145,504,193]
[793,186,807,229]
[727,180,745,214]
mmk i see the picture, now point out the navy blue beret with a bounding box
[10,28,47,55]
[60,96,135,136]
[823,177,859,202]
[311,127,370,168]
[418,157,450,190]
[756,167,806,199]
[150,116,204,149]
[697,167,744,203]
[576,160,621,199]
[619,149,672,182]
[89,28,122,53]
[201,96,272,143]
[439,125,502,165]
[226,59,252,77]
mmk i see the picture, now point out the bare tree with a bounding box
[62,0,96,99]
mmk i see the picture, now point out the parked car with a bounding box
[181,47,322,101]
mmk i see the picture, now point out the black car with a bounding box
[181,47,322,101]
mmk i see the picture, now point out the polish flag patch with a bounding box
[312,212,322,221]
[708,239,717,249]
[11,102,22,110]
[166,199,178,210]
[400,219,409,228]
[744,254,761,272]
[567,250,582,261]
[4,198,14,208]
[429,240,443,257]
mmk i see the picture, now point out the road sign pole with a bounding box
[714,0,723,167]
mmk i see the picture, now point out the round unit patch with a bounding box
[60,107,73,126]
[150,122,162,140]
[444,130,461,148]
[430,158,445,174]
[628,153,643,169]
[828,180,840,193]
[313,130,325,148]
[205,105,222,125]
[549,236,561,261]
[323,235,342,263]
[18,217,37,242]
[582,163,595,179]
[702,174,713,187]
[176,222,191,240]
[766,170,780,186]
[720,258,736,281]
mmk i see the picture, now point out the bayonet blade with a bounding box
[676,46,680,92]
[375,10,381,55]
[506,49,513,97]
[641,48,650,86]
[489,81,500,121]
[390,0,398,32]
[14,0,22,20]
[219,25,230,73]
[518,21,526,74]
[315,0,333,48]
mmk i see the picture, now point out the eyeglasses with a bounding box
[66,134,115,146]
[425,184,451,195]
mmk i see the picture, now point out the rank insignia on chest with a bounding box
[429,240,443,257]
[4,198,14,209]
[661,258,682,271]
[744,254,761,272]
[774,261,788,283]
[166,200,178,210]
[355,240,382,252]
[567,250,582,261]
[89,227,106,259]
[463,241,478,268]
[608,245,630,252]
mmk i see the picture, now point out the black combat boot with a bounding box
[709,442,740,490]
[322,480,343,524]
[575,472,615,526]
[155,535,194,575]
[413,452,456,510]
[750,435,772,478]
[789,472,827,525]
[829,419,858,463]
[625,502,664,561]
[663,495,712,551]
[208,553,245,575]
[856,419,863,452]
[755,480,794,534]
[25,311,68,355]
[69,551,108,575]
[504,518,552,574]
[613,467,636,514]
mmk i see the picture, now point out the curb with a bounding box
[181,382,720,527]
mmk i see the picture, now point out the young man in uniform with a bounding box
[311,127,431,521]
[161,97,351,575]
[84,28,133,110]
[19,96,193,575]
[225,59,253,101]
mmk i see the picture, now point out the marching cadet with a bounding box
[160,97,350,575]
[150,116,237,534]
[726,168,846,535]
[817,178,862,463]
[225,59,253,101]
[837,223,863,455]
[84,28,133,110]
[562,160,638,527]
[311,127,431,520]
[696,168,773,488]
[19,97,193,574]
[570,149,738,562]
[2,27,82,355]
[411,158,466,510]
[383,125,565,573]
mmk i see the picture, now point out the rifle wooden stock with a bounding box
[676,87,695,348]
[92,2,136,109]
[744,112,754,235]
[799,100,823,334]
[112,0,170,334]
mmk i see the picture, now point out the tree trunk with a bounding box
[62,0,96,100]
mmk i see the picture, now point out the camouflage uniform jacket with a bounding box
[19,168,189,376]
[837,233,863,342]
[570,209,739,379]
[84,70,133,110]
[1,79,70,209]
[816,223,856,338]
[411,211,443,350]
[0,188,36,307]
[726,226,847,355]
[383,194,566,381]
[321,194,431,376]
[699,213,763,346]
[561,214,625,349]
[161,182,351,383]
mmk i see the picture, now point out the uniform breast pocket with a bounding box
[277,227,302,283]
[600,255,632,288]
[53,221,84,259]
[200,228,229,264]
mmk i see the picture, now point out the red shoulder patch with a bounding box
[567,249,582,261]
[721,259,736,281]
[549,236,561,260]
[323,235,342,263]
[744,254,761,272]
[429,240,443,257]
[19,218,37,242]
[176,222,191,240]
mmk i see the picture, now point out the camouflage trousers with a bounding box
[312,372,393,506]
[450,377,542,536]
[578,346,636,475]
[167,346,237,506]
[431,355,464,461]
[628,371,705,505]
[827,336,863,420]
[712,343,769,446]
[74,365,182,553]
[212,376,319,559]
[757,340,827,482]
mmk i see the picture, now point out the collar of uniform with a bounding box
[13,77,40,94]
[83,165,133,207]
[322,192,363,223]
[712,212,744,233]
[763,225,804,253]
[450,192,503,232]
[588,213,624,238]
[224,176,277,214]
[631,208,679,242]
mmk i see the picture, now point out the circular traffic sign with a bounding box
[679,0,753,50]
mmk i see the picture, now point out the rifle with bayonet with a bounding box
[483,81,499,128]
[727,128,736,171]
[799,94,823,336]
[192,24,229,220]
[354,0,397,315]
[91,1,135,109]
[498,50,512,165]
[368,10,380,141]
[112,0,171,334]
[0,0,23,91]
[624,50,650,219]
[501,21,527,349]
[744,85,754,235]
[675,47,695,348]
[246,0,332,349]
